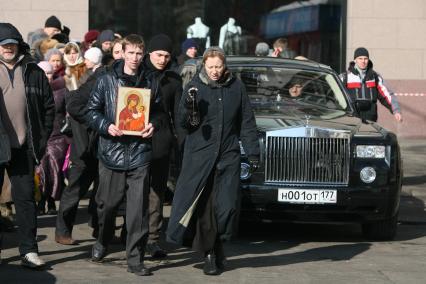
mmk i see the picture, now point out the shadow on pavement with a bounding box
[0,264,56,283]
[403,175,426,186]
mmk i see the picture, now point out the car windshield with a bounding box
[230,66,349,111]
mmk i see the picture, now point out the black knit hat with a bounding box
[45,15,62,30]
[97,30,115,44]
[0,23,23,45]
[354,47,369,59]
[147,34,173,54]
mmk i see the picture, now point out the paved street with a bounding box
[1,139,425,283]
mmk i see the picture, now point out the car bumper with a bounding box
[240,183,400,224]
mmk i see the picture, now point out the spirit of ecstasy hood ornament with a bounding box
[304,115,311,126]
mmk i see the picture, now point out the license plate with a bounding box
[278,189,337,204]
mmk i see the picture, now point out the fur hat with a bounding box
[97,30,115,44]
[181,38,198,53]
[0,23,23,45]
[147,34,173,54]
[84,30,100,44]
[84,47,103,65]
[45,15,62,30]
[354,47,369,59]
[37,61,53,74]
[39,38,59,56]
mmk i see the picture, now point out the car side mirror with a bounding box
[355,100,372,111]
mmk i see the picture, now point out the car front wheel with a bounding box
[362,212,398,241]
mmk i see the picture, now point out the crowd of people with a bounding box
[0,15,259,276]
[0,14,402,276]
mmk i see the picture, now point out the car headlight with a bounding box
[240,162,251,180]
[356,145,386,158]
[360,167,376,183]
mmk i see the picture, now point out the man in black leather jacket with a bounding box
[86,34,154,276]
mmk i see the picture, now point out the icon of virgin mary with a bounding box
[118,93,145,131]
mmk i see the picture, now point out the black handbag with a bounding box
[0,115,11,165]
[60,115,73,135]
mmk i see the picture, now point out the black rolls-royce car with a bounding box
[181,57,402,240]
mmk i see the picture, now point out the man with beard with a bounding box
[0,23,54,268]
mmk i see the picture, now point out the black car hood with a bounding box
[253,104,385,138]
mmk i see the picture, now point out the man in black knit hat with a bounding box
[142,34,182,259]
[44,15,62,37]
[340,47,402,122]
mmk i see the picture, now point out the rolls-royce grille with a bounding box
[265,136,350,185]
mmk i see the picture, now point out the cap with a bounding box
[84,47,103,65]
[354,47,369,59]
[0,38,19,45]
[0,23,23,45]
[147,34,173,54]
[45,15,62,30]
[97,30,115,45]
[84,30,100,44]
[181,38,198,53]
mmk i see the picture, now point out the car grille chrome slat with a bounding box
[265,135,350,186]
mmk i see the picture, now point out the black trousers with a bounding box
[148,156,169,244]
[96,162,150,267]
[0,146,38,255]
[55,154,99,237]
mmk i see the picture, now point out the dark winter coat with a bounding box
[141,56,182,159]
[17,54,55,163]
[36,76,69,199]
[50,76,68,138]
[86,60,152,170]
[166,68,259,245]
[66,66,107,160]
[340,60,401,122]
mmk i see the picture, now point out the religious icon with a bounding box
[115,87,151,135]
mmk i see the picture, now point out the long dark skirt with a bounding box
[37,135,69,200]
[182,170,218,253]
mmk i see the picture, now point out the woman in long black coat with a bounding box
[167,47,259,275]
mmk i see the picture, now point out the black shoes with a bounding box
[146,243,167,259]
[203,252,220,275]
[127,264,152,276]
[214,241,227,270]
[91,242,107,262]
[203,242,227,275]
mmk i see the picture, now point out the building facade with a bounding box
[1,0,425,137]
